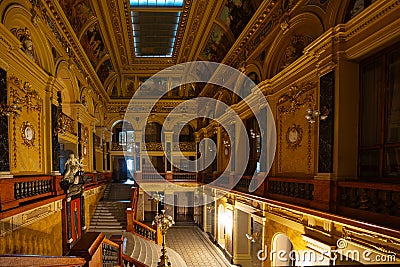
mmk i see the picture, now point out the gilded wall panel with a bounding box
[9,76,43,173]
[0,201,63,256]
[277,83,316,175]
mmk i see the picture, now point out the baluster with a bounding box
[33,180,38,195]
[27,181,31,196]
[46,180,51,192]
[14,182,20,199]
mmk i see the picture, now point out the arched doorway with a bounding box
[271,233,295,266]
[111,120,135,182]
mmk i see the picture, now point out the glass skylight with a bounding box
[130,0,184,7]
[131,9,181,57]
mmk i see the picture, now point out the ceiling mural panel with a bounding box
[59,0,94,33]
[201,24,232,62]
[221,0,262,39]
[82,23,108,67]
[97,59,113,85]
[201,0,262,62]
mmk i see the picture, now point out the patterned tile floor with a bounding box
[166,226,233,267]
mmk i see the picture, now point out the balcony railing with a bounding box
[55,112,75,135]
[0,173,112,212]
[172,172,197,181]
[199,173,400,230]
[173,142,196,152]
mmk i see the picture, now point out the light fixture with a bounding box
[246,232,261,243]
[150,192,164,215]
[223,139,230,148]
[250,129,260,139]
[152,210,175,267]
[0,100,22,117]
[305,106,329,123]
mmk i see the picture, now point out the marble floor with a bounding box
[166,226,233,267]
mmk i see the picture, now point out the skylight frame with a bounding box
[130,5,182,58]
[130,0,184,8]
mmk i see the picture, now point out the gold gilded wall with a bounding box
[276,83,317,176]
[8,75,44,174]
[0,211,62,256]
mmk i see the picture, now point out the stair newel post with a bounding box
[126,208,134,232]
[110,234,124,267]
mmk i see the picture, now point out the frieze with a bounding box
[107,100,197,113]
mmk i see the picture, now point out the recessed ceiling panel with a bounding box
[130,0,183,58]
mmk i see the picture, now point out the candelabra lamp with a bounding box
[151,192,164,215]
[152,210,175,267]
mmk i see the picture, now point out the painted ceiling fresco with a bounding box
[59,0,94,33]
[201,0,262,62]
[60,0,114,89]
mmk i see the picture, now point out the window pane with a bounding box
[386,49,400,144]
[119,132,127,145]
[384,147,400,177]
[359,149,380,177]
[360,59,382,146]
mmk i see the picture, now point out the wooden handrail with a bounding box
[122,254,149,267]
[0,255,86,266]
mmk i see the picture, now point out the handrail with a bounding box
[126,186,162,245]
[0,232,151,267]
[132,219,157,242]
[0,255,86,266]
[122,254,149,267]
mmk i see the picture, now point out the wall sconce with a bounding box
[305,106,329,123]
[223,139,230,148]
[0,100,22,117]
[250,129,260,139]
[246,232,261,243]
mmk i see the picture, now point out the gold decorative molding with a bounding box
[267,205,304,223]
[342,227,400,255]
[286,124,303,150]
[278,84,314,115]
[173,142,196,152]
[145,142,163,151]
[277,82,316,174]
[9,75,42,171]
[20,121,35,147]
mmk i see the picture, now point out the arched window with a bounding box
[145,122,162,143]
[111,121,134,146]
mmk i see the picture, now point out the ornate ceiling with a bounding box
[58,0,264,99]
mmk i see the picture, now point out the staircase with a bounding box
[123,232,187,267]
[89,183,132,233]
